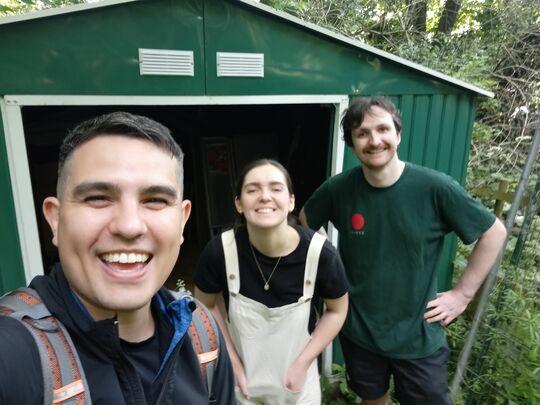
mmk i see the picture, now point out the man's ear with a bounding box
[43,197,60,247]
[179,199,192,245]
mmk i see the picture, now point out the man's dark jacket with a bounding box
[0,264,236,404]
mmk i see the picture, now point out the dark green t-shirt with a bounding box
[304,163,496,358]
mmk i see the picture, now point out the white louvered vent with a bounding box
[139,49,194,76]
[216,52,264,77]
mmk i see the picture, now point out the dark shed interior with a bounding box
[22,103,334,288]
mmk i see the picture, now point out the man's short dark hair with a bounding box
[341,97,402,147]
[57,111,184,197]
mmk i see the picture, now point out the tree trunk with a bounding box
[438,0,462,33]
[407,0,427,32]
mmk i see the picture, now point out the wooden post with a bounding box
[494,179,509,218]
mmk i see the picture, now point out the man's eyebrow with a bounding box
[142,185,179,199]
[71,182,118,197]
[71,183,178,199]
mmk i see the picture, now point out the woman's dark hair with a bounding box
[234,159,293,198]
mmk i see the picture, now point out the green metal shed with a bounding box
[0,0,492,301]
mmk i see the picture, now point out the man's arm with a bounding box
[299,207,327,236]
[299,207,309,227]
[425,218,507,326]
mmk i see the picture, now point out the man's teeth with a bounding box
[102,253,149,264]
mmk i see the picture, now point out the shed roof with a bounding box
[0,0,493,97]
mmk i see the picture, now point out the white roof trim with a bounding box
[4,94,349,106]
[0,0,493,97]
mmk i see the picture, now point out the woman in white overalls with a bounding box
[195,159,349,405]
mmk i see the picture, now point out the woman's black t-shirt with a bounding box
[195,225,348,330]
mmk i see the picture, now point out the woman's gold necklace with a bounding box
[249,243,282,291]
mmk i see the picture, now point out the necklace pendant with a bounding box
[264,283,270,291]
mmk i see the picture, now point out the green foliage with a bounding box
[320,364,362,404]
[320,364,404,404]
[466,122,505,190]
[395,33,495,89]
[175,278,189,294]
[0,0,91,16]
[450,215,540,404]
[447,283,540,403]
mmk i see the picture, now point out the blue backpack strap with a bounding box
[171,291,219,402]
[0,288,92,405]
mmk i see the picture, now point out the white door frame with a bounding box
[2,94,347,280]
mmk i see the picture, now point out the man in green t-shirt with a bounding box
[300,97,506,405]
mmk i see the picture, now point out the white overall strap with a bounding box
[221,229,240,294]
[303,232,326,299]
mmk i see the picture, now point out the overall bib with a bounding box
[221,229,325,405]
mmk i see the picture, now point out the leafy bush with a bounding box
[449,215,540,404]
[320,364,362,404]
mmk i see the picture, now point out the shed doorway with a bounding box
[20,102,339,288]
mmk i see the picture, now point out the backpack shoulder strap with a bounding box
[170,291,219,402]
[188,298,219,403]
[0,287,92,405]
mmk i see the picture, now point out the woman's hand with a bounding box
[285,358,310,392]
[285,294,348,393]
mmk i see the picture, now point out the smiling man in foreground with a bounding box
[0,112,235,404]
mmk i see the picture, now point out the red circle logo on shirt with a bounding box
[351,213,365,230]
